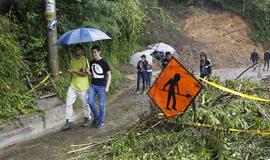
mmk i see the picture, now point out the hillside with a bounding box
[149,1,264,71]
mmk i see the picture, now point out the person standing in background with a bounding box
[200,52,212,79]
[263,49,270,71]
[162,52,172,68]
[250,49,259,71]
[136,55,148,94]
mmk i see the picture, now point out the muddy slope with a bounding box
[149,1,264,71]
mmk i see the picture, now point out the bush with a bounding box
[0,16,37,124]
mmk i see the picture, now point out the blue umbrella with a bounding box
[56,28,111,45]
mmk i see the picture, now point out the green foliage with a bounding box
[55,72,71,100]
[0,16,37,124]
[62,78,270,159]
[14,0,47,78]
[144,0,180,33]
[1,0,150,121]
[57,0,147,62]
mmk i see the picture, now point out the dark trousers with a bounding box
[200,73,210,80]
[146,72,152,87]
[252,61,257,71]
[137,72,146,92]
[264,60,269,71]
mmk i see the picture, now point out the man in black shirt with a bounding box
[250,49,259,71]
[87,45,111,128]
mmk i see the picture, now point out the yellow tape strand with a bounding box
[0,78,28,110]
[26,74,50,94]
[0,78,14,92]
[182,122,270,135]
[197,76,270,102]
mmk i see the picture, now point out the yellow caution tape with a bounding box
[0,78,28,110]
[1,72,60,96]
[0,78,12,91]
[26,74,50,94]
[26,71,64,94]
[196,76,270,103]
[182,122,270,135]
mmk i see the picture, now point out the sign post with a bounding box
[148,57,203,117]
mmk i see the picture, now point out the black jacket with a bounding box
[250,52,259,62]
[200,59,212,75]
[264,52,270,61]
[137,60,148,72]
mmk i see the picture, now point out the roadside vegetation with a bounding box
[0,0,148,123]
[58,78,270,159]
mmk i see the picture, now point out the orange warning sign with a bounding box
[148,57,203,117]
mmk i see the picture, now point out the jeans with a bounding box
[65,87,90,122]
[264,60,269,71]
[88,84,106,125]
[146,71,152,87]
[137,71,146,92]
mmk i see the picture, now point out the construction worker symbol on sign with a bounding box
[148,57,203,118]
[161,73,192,111]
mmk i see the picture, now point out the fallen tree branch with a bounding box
[236,63,257,80]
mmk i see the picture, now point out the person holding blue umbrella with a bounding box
[61,44,91,130]
[87,45,111,128]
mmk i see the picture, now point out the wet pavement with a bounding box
[0,88,150,160]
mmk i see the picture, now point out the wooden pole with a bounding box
[45,0,59,78]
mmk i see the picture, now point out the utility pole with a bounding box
[45,0,59,78]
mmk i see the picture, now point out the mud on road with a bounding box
[0,83,151,160]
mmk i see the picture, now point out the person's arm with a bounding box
[158,60,163,69]
[163,80,171,91]
[207,59,212,67]
[72,70,89,76]
[86,69,92,77]
[137,61,141,70]
[68,57,90,76]
[105,71,111,92]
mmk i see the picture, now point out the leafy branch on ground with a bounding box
[60,78,270,160]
